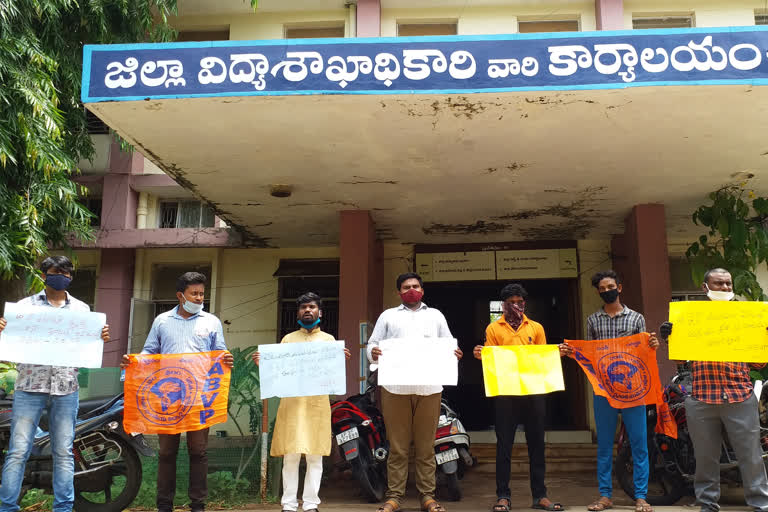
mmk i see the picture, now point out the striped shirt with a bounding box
[140,306,226,355]
[15,291,91,396]
[366,302,453,396]
[587,305,646,341]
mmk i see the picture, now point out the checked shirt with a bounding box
[690,361,763,404]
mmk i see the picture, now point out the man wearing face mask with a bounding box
[121,271,232,512]
[560,270,658,512]
[473,284,566,512]
[660,268,768,512]
[0,256,111,512]
[367,272,463,512]
[252,292,351,512]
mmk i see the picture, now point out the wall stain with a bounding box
[483,162,529,175]
[339,176,398,185]
[423,220,509,235]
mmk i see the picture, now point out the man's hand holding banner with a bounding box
[567,333,677,439]
[124,351,231,434]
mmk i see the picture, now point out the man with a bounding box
[560,270,658,512]
[0,256,110,512]
[367,272,463,512]
[121,271,233,512]
[660,268,768,512]
[252,292,350,512]
[473,284,565,512]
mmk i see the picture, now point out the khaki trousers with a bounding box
[381,389,442,505]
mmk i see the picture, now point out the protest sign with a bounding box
[568,333,677,438]
[378,337,458,387]
[668,301,768,362]
[258,340,346,399]
[0,301,106,368]
[124,351,230,434]
[481,345,564,396]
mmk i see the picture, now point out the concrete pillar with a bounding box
[611,204,674,378]
[95,248,135,367]
[338,211,383,396]
[102,143,141,230]
[356,0,381,37]
[595,0,624,30]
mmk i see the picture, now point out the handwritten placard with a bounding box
[258,340,346,398]
[0,302,106,368]
[668,301,768,362]
[378,337,458,387]
[481,345,565,396]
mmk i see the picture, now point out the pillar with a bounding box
[338,211,383,396]
[595,0,624,30]
[95,248,135,367]
[101,142,141,230]
[612,204,674,378]
[356,0,381,37]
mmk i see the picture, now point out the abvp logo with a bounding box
[137,367,198,425]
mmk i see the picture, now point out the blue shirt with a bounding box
[140,306,227,355]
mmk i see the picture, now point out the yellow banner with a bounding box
[668,301,768,362]
[481,345,565,396]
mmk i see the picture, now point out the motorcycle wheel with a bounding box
[436,470,462,502]
[350,439,386,503]
[616,439,686,506]
[73,434,142,512]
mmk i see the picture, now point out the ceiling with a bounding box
[88,84,768,247]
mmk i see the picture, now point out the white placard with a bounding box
[378,337,458,386]
[0,302,106,368]
[258,340,346,398]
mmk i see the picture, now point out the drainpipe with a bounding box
[345,2,357,38]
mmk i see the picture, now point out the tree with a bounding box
[0,0,257,301]
[685,184,768,300]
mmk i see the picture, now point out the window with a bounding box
[177,28,230,42]
[274,260,340,341]
[151,263,212,317]
[756,12,768,25]
[489,301,503,324]
[397,22,458,37]
[284,25,344,39]
[70,267,97,310]
[81,198,102,227]
[86,111,109,135]
[518,19,579,33]
[632,15,693,29]
[159,201,215,229]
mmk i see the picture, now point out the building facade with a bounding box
[73,0,768,437]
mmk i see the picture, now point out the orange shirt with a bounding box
[485,315,547,346]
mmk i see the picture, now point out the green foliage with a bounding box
[686,184,768,301]
[0,0,179,285]
[0,362,17,395]
[19,488,53,510]
[207,471,250,505]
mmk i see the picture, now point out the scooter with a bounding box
[434,399,476,502]
[0,390,154,512]
[331,373,388,502]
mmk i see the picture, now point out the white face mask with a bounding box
[182,297,204,314]
[705,284,734,302]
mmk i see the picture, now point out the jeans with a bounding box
[0,391,79,512]
[494,395,547,501]
[593,394,648,500]
[157,429,209,511]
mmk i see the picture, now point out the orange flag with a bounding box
[124,351,231,435]
[567,333,677,439]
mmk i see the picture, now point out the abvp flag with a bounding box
[124,351,231,434]
[567,333,677,439]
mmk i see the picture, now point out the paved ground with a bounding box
[231,463,754,512]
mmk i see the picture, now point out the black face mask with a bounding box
[599,289,620,304]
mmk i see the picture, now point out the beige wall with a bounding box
[624,0,760,28]
[170,10,350,40]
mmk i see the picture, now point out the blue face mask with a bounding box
[297,318,321,330]
[45,274,71,291]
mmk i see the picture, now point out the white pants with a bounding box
[281,453,323,511]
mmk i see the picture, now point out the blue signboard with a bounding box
[82,26,768,102]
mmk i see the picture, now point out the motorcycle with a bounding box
[434,399,476,502]
[331,373,388,502]
[615,363,768,506]
[0,390,154,512]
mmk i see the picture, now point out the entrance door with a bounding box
[424,279,586,432]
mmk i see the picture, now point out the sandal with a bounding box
[534,498,565,511]
[635,499,653,512]
[587,497,613,511]
[422,498,447,512]
[377,499,401,512]
[493,498,511,512]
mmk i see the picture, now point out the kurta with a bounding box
[269,327,335,456]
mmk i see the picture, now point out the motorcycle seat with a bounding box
[38,395,119,432]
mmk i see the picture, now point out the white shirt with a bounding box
[366,302,453,396]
